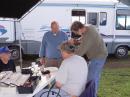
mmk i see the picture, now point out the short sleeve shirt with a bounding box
[0,59,16,72]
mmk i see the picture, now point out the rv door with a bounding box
[98,12,108,35]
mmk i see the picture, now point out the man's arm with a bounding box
[64,32,68,41]
[10,60,16,72]
[39,34,47,65]
[39,35,46,58]
[75,36,88,56]
[62,32,68,41]
[75,26,97,56]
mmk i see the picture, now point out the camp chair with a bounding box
[79,80,96,97]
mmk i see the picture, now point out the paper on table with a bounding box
[0,71,30,86]
[0,71,13,85]
[0,72,8,80]
[15,74,30,86]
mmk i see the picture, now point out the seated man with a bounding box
[0,47,16,72]
[55,42,88,97]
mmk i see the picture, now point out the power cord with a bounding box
[33,82,61,97]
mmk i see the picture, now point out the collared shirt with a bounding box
[39,31,68,59]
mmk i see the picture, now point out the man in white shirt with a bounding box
[55,41,88,97]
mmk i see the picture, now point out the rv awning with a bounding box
[119,0,130,6]
[0,0,129,19]
[0,0,42,19]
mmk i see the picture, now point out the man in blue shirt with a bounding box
[39,21,68,67]
[0,47,16,72]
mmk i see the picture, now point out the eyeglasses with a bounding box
[71,30,78,34]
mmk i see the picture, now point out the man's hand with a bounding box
[55,81,62,88]
[40,57,45,65]
[69,38,75,44]
[69,38,81,45]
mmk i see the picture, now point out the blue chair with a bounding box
[79,80,96,97]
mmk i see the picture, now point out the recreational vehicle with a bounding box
[0,0,130,59]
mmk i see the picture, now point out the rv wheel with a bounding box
[9,47,20,60]
[115,46,128,58]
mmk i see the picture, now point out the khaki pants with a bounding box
[45,58,62,68]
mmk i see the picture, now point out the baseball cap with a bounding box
[0,47,11,54]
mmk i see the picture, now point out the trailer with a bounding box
[1,0,130,59]
[0,0,43,60]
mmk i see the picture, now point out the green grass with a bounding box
[98,68,130,97]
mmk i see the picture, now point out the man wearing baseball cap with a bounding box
[0,47,16,72]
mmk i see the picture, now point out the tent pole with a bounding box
[17,0,44,70]
[18,21,23,70]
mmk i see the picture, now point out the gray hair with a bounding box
[60,41,76,53]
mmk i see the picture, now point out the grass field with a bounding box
[98,68,130,97]
[98,54,130,97]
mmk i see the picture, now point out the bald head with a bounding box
[51,21,59,33]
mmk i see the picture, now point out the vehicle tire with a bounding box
[9,47,20,60]
[115,46,128,58]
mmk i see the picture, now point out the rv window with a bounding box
[100,12,107,26]
[72,16,79,22]
[72,10,86,24]
[116,9,130,30]
[117,9,130,16]
[126,16,130,30]
[87,13,97,25]
[116,15,126,30]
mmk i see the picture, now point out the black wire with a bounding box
[33,82,62,97]
[47,83,56,97]
[52,91,61,97]
[40,91,49,97]
[56,88,61,97]
[39,90,61,97]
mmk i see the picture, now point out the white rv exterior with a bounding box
[0,19,15,42]
[0,0,130,59]
[21,1,130,35]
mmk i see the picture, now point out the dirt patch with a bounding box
[104,55,130,68]
[14,55,130,68]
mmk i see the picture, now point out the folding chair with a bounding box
[79,80,96,97]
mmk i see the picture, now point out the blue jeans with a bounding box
[87,58,107,97]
